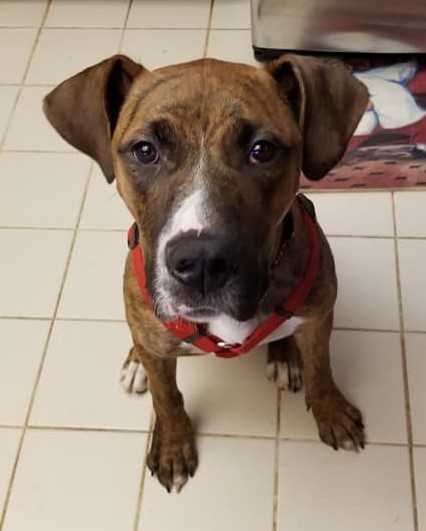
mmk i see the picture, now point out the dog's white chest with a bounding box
[208,314,305,346]
[258,316,305,344]
[180,314,305,354]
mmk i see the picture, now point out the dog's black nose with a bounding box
[165,232,238,295]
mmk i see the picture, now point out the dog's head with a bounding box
[44,55,367,322]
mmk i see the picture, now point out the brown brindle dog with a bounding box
[44,54,369,493]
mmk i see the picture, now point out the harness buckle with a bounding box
[217,341,239,349]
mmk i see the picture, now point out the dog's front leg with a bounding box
[134,345,197,492]
[294,313,365,451]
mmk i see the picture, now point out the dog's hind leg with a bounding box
[267,336,303,392]
[120,346,148,394]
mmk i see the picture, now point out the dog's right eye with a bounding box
[249,140,277,164]
[131,141,159,165]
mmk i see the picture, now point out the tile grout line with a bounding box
[277,439,409,447]
[0,158,93,530]
[0,83,51,87]
[0,90,20,147]
[0,3,54,527]
[391,191,419,531]
[333,326,401,333]
[3,149,72,153]
[203,0,215,57]
[6,316,426,335]
[0,316,52,321]
[0,26,216,31]
[334,326,426,334]
[118,0,133,51]
[272,389,281,531]
[0,422,417,446]
[24,424,152,435]
[0,425,20,431]
[0,316,128,323]
[0,226,127,232]
[0,25,125,30]
[304,188,426,194]
[1,315,426,335]
[0,0,52,152]
[3,224,426,241]
[132,414,155,531]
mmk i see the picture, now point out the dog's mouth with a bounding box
[174,305,219,322]
[154,276,265,323]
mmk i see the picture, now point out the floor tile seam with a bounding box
[0,0,52,151]
[391,191,419,531]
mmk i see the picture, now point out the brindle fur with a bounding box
[44,54,368,492]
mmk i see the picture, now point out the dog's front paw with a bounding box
[311,391,365,451]
[267,338,303,392]
[147,421,198,493]
[120,359,148,394]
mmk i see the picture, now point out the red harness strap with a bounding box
[127,195,320,358]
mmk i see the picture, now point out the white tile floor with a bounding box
[0,1,424,530]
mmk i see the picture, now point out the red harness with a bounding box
[127,195,320,359]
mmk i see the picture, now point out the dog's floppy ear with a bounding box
[266,54,369,180]
[43,55,145,183]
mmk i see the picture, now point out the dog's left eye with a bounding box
[249,141,276,164]
[131,141,159,164]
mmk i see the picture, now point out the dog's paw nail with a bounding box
[276,364,290,390]
[342,439,356,451]
[173,475,188,493]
